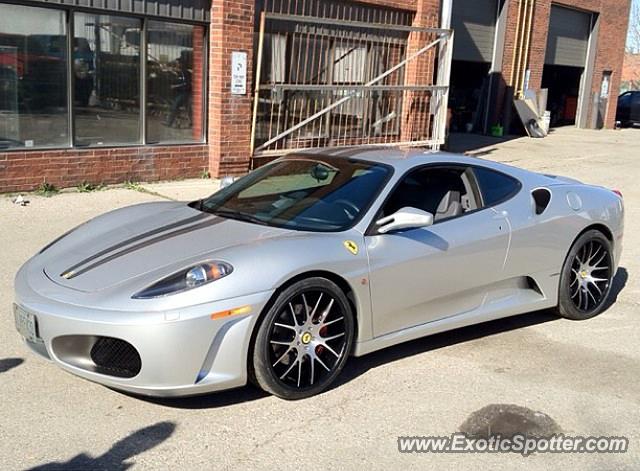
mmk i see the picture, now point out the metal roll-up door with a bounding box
[545,5,592,67]
[451,0,498,63]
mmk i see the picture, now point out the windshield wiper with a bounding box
[210,209,269,226]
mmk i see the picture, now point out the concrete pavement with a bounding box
[1,127,638,470]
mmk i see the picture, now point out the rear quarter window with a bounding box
[473,167,521,207]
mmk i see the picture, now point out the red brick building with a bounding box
[0,0,631,192]
[622,51,640,91]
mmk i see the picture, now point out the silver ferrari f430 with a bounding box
[14,148,624,399]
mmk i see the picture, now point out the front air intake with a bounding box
[90,337,142,378]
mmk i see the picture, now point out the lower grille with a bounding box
[90,337,141,378]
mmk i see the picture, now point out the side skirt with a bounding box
[352,292,556,357]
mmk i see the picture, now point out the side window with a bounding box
[619,93,631,107]
[380,166,481,223]
[473,167,521,207]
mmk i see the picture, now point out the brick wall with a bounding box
[0,146,208,194]
[622,52,640,89]
[207,0,425,177]
[0,0,631,193]
[208,0,256,178]
[401,0,441,142]
[591,0,633,127]
[0,0,427,192]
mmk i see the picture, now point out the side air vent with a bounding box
[532,188,552,215]
[525,276,544,296]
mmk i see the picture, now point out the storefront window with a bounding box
[146,21,205,143]
[0,4,69,149]
[0,6,205,150]
[73,13,141,146]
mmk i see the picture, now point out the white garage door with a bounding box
[545,5,592,67]
[451,0,498,63]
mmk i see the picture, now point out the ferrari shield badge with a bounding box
[343,240,359,255]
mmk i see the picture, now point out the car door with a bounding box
[365,164,519,337]
[632,93,640,123]
[617,93,632,122]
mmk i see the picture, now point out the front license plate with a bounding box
[13,304,40,343]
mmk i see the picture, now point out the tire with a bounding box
[556,230,615,320]
[252,277,354,400]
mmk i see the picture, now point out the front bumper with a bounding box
[14,264,274,397]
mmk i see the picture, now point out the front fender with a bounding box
[221,231,374,343]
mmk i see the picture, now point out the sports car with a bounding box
[13,148,624,399]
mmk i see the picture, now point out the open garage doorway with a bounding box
[542,5,594,128]
[448,0,498,134]
[542,65,584,126]
[449,61,491,133]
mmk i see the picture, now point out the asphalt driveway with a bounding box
[1,127,638,470]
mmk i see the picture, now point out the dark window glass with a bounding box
[473,167,521,207]
[73,14,141,146]
[146,21,205,143]
[618,93,631,108]
[382,167,469,217]
[201,157,391,232]
[0,4,69,149]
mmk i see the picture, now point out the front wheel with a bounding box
[252,277,354,400]
[556,230,615,320]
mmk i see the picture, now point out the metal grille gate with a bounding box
[251,0,453,160]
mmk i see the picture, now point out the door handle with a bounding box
[493,210,509,220]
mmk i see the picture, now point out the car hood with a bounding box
[40,201,293,292]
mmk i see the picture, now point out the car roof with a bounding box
[285,147,514,174]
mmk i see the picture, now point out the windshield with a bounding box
[200,156,392,232]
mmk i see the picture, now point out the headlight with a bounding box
[132,261,233,299]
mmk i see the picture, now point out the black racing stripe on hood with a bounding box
[60,212,211,278]
[62,216,225,280]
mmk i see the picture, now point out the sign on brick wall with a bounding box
[231,51,248,95]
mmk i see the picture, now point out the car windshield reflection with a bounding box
[200,156,392,232]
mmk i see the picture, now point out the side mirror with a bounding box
[220,176,237,189]
[376,207,434,234]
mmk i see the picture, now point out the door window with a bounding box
[378,164,520,226]
[380,166,482,223]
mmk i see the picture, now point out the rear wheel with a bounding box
[556,230,614,320]
[252,277,354,400]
